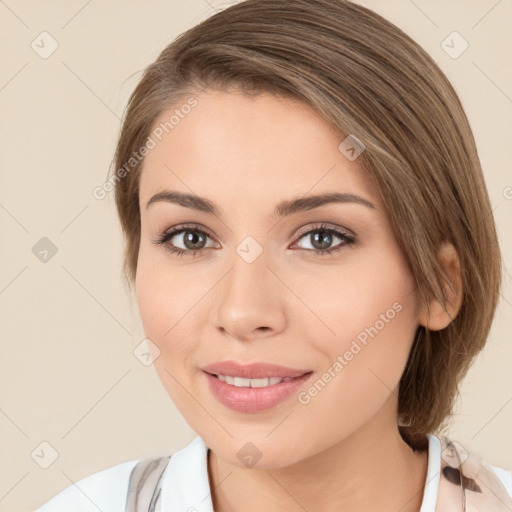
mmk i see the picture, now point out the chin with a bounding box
[206,433,310,471]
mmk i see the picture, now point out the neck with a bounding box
[207,398,429,512]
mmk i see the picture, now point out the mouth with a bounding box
[202,369,314,413]
[205,372,308,387]
[200,360,312,380]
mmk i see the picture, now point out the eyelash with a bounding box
[151,223,357,258]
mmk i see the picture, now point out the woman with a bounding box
[36,0,512,510]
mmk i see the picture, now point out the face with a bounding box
[136,89,422,468]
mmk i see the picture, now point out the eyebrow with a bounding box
[146,190,376,220]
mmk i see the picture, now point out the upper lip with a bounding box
[201,360,312,379]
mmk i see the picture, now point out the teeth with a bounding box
[216,374,290,387]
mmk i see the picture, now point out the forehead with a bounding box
[139,90,379,213]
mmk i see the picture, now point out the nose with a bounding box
[212,246,287,343]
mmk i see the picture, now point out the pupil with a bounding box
[184,230,205,250]
[312,230,331,250]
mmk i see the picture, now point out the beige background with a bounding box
[0,0,511,510]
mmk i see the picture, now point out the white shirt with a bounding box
[35,434,512,512]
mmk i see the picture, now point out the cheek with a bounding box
[330,269,418,359]
[292,248,419,384]
[290,246,418,345]
[135,245,196,363]
[135,252,203,417]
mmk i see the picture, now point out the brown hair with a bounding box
[110,0,502,451]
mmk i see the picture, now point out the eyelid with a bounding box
[293,222,355,241]
[163,222,216,239]
[159,221,355,247]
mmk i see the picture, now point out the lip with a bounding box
[201,360,312,379]
[201,360,313,413]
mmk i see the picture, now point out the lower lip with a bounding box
[203,371,313,413]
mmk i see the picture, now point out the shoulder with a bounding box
[434,435,512,507]
[33,437,206,512]
[34,457,141,512]
[490,464,512,497]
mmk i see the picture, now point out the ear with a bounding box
[418,242,463,331]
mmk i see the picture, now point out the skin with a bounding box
[135,89,462,512]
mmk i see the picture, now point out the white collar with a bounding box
[160,433,441,512]
[420,433,442,512]
[160,436,214,511]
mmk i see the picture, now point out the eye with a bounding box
[151,224,218,258]
[292,223,356,256]
[152,222,357,258]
